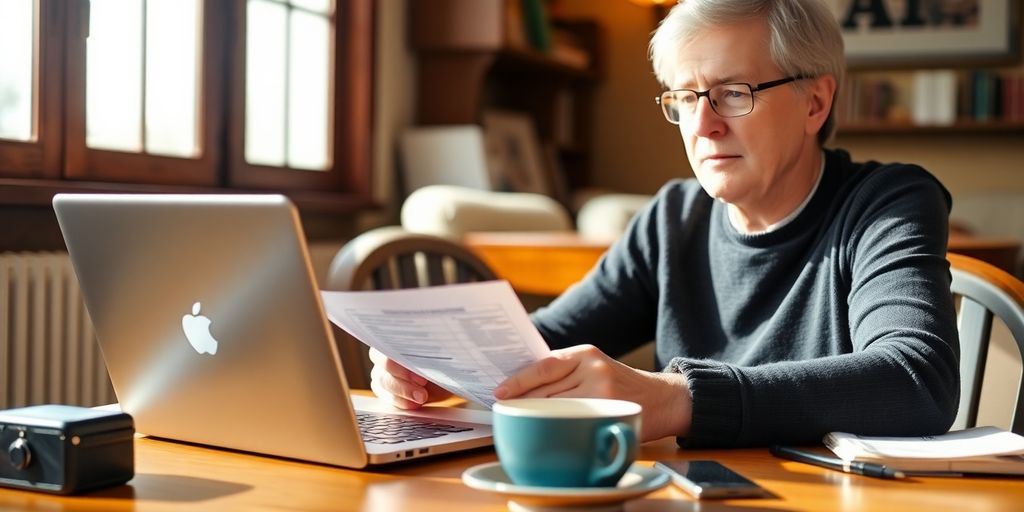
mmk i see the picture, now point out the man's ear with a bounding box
[805,75,836,136]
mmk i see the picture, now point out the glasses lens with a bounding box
[710,84,753,117]
[660,91,696,124]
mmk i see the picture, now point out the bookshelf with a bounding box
[836,68,1024,136]
[409,0,603,203]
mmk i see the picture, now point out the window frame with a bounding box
[62,0,224,187]
[227,0,373,197]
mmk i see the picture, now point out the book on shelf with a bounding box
[521,0,552,52]
[841,69,1024,128]
[504,0,528,49]
[824,426,1024,476]
[911,70,957,126]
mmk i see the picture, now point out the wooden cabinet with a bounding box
[409,0,603,198]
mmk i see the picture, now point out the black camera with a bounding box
[0,405,134,495]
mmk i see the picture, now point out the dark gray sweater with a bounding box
[531,149,960,448]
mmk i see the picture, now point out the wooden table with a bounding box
[465,231,1021,296]
[2,429,1022,511]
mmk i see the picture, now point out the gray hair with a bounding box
[650,0,845,144]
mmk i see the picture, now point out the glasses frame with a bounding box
[655,76,809,124]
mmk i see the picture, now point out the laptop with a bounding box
[52,193,493,468]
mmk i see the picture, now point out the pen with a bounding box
[769,445,906,480]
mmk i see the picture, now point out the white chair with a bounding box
[949,253,1024,434]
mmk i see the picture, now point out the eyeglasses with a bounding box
[655,76,809,124]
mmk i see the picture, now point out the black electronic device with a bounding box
[0,405,134,495]
[654,460,767,499]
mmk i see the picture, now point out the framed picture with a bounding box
[482,110,550,195]
[823,0,1020,68]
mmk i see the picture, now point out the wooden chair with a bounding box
[948,253,1024,434]
[324,226,497,387]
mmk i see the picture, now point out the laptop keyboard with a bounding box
[356,412,474,445]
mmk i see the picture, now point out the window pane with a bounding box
[287,10,330,170]
[0,0,35,142]
[290,0,331,14]
[87,0,143,152]
[246,0,287,167]
[145,0,200,158]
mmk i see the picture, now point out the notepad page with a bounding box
[825,426,1024,461]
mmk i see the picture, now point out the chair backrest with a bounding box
[948,253,1024,434]
[324,226,498,387]
[326,226,497,291]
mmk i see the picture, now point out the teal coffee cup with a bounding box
[492,398,641,487]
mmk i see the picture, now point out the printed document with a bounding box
[320,281,551,408]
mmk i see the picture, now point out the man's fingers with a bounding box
[520,378,581,399]
[380,356,428,385]
[368,347,387,365]
[496,353,579,399]
[370,378,423,410]
[371,365,428,405]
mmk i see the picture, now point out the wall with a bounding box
[363,0,416,231]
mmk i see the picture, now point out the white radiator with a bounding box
[0,252,115,409]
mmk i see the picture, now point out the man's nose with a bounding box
[688,96,726,137]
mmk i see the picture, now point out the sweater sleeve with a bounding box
[669,168,960,447]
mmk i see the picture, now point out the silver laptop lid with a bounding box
[53,193,368,468]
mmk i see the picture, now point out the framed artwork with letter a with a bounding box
[823,0,1019,67]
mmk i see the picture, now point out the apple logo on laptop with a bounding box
[182,302,219,355]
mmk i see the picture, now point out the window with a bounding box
[0,0,373,203]
[230,0,373,193]
[65,0,218,185]
[0,0,35,143]
[0,0,61,178]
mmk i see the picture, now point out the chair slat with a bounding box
[953,296,993,430]
[371,259,395,289]
[424,254,446,286]
[396,254,419,288]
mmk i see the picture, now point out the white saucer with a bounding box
[461,462,670,512]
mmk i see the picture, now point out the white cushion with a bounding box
[576,193,653,239]
[401,185,573,238]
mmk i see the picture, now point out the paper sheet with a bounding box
[320,281,551,408]
[826,426,1024,460]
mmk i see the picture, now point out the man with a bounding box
[370,0,959,447]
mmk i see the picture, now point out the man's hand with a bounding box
[368,347,452,409]
[494,344,693,441]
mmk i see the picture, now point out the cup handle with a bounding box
[591,422,636,485]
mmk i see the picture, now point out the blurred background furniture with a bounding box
[401,185,573,237]
[400,183,653,241]
[461,231,1022,298]
[401,0,658,243]
[409,0,602,199]
[948,253,1024,434]
[324,226,498,387]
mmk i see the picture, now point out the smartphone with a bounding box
[654,460,767,499]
